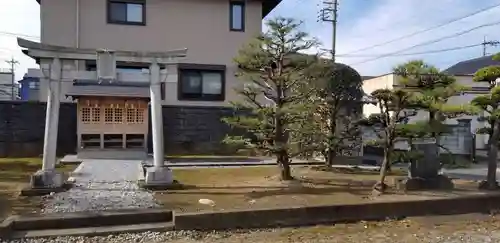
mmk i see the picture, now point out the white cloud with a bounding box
[312,0,500,75]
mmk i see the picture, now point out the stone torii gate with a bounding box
[17,38,187,190]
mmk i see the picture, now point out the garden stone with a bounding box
[401,143,454,191]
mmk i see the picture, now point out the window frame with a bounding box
[177,64,226,102]
[229,1,245,32]
[107,0,146,26]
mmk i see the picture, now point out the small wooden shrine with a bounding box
[66,80,150,159]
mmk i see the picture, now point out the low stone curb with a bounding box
[20,182,74,197]
[174,193,500,230]
[165,161,324,168]
[165,157,265,163]
[0,209,173,239]
[4,193,500,239]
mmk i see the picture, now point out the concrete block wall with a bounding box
[0,101,77,157]
[0,101,240,157]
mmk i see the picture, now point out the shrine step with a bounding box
[77,149,147,160]
[7,209,173,231]
[10,222,175,239]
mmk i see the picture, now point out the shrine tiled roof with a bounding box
[66,79,150,99]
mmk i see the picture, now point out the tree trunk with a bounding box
[429,112,440,160]
[277,150,293,180]
[326,104,338,167]
[374,147,391,193]
[326,150,336,167]
[487,121,500,189]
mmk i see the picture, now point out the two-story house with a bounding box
[362,71,490,156]
[33,0,280,106]
[23,0,282,155]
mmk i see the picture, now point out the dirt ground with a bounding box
[161,213,500,243]
[0,158,77,220]
[155,166,485,213]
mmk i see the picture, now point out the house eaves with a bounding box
[35,0,282,18]
[443,55,500,76]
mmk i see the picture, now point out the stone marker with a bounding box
[398,143,453,191]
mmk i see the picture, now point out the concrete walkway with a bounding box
[43,159,159,214]
[442,163,500,181]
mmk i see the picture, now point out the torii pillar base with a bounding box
[20,170,68,196]
[140,166,183,190]
[144,166,173,185]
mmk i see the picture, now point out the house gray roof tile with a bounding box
[66,79,150,98]
[443,55,500,75]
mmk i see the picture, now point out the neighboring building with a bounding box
[362,73,490,154]
[33,0,282,105]
[0,71,16,100]
[18,72,40,101]
[18,0,283,155]
[444,55,500,75]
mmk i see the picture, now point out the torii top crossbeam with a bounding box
[17,38,187,64]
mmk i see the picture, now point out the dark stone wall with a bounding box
[150,105,240,155]
[0,101,239,157]
[0,101,77,157]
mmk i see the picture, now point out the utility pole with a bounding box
[5,57,19,100]
[319,0,341,165]
[319,0,339,62]
[482,36,500,57]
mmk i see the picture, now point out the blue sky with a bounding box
[2,0,500,79]
[267,0,500,75]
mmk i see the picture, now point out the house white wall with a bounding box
[362,73,490,151]
[0,72,14,100]
[36,0,271,107]
[362,73,396,117]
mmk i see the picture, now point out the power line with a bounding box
[338,43,482,58]
[5,57,19,100]
[319,0,339,60]
[482,36,500,56]
[349,20,500,66]
[339,2,500,55]
[0,30,39,39]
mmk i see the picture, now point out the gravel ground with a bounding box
[4,216,500,243]
[42,160,159,214]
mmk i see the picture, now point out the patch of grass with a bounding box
[155,166,431,213]
[440,155,472,169]
[154,166,484,214]
[0,158,77,220]
[311,166,407,176]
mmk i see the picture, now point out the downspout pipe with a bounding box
[76,0,80,48]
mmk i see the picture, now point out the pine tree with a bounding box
[222,17,319,180]
[472,53,500,190]
[359,89,415,193]
[393,60,468,168]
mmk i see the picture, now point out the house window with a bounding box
[81,107,91,123]
[91,107,101,123]
[114,108,123,123]
[108,0,145,25]
[230,1,245,31]
[136,109,145,123]
[126,108,137,123]
[178,67,225,101]
[104,108,114,123]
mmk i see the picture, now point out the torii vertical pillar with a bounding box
[30,58,64,189]
[144,60,173,185]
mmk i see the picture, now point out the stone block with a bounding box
[143,166,174,185]
[29,170,65,189]
[410,143,440,178]
[395,175,454,191]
